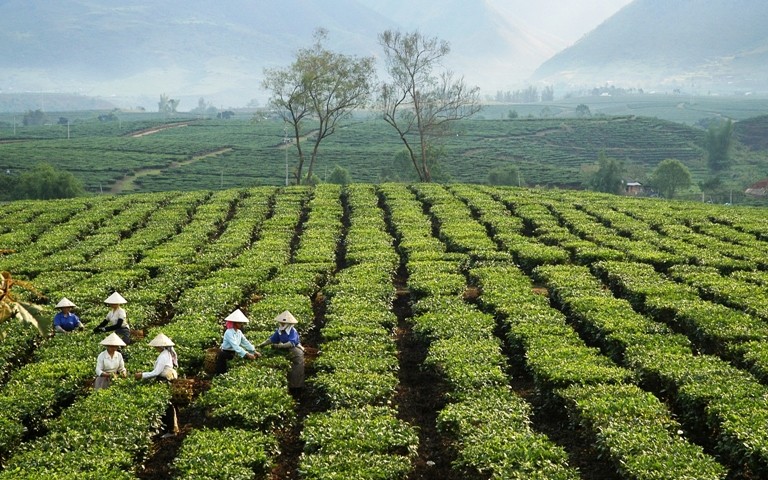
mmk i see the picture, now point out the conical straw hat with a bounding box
[103,292,127,304]
[225,308,249,323]
[274,310,298,324]
[100,332,126,347]
[148,333,174,347]
[55,297,77,308]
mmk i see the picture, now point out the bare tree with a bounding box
[379,29,481,182]
[263,29,376,185]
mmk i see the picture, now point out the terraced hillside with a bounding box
[0,115,708,192]
[735,114,768,151]
[1,184,767,479]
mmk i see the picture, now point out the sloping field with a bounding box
[1,184,768,479]
[0,116,709,192]
[735,114,768,151]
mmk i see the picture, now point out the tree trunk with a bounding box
[293,129,305,185]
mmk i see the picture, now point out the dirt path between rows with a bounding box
[109,147,233,194]
[129,122,191,138]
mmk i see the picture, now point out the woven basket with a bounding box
[203,347,220,375]
[171,378,195,405]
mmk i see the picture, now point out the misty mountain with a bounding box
[532,0,768,93]
[0,0,558,110]
[356,0,564,77]
[0,0,389,108]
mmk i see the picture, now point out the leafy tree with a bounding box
[327,165,351,185]
[12,163,85,200]
[575,104,591,118]
[0,173,15,201]
[519,86,539,103]
[378,29,481,182]
[380,147,451,183]
[263,29,375,185]
[699,176,722,197]
[651,158,691,199]
[304,173,322,186]
[541,85,555,102]
[495,87,539,103]
[158,94,180,114]
[507,109,518,119]
[379,150,418,182]
[488,165,523,186]
[705,119,733,171]
[192,97,218,117]
[22,109,47,126]
[194,97,207,113]
[589,151,624,194]
[98,112,117,122]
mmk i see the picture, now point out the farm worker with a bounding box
[93,291,131,345]
[215,308,261,374]
[94,332,127,390]
[258,310,304,397]
[53,297,83,333]
[134,332,179,438]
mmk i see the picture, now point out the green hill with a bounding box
[0,114,713,193]
[735,114,768,151]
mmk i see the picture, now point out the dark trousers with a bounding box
[215,349,236,374]
[156,376,178,435]
[114,327,131,345]
[164,403,178,434]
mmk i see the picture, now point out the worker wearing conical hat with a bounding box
[53,297,83,333]
[94,332,127,390]
[215,308,261,374]
[93,292,131,345]
[258,310,305,397]
[134,332,179,437]
[135,333,178,381]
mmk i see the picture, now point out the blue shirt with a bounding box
[268,327,300,346]
[220,328,256,357]
[53,311,81,332]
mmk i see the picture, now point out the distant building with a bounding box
[625,181,644,196]
[745,178,768,197]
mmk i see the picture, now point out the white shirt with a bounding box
[96,350,126,376]
[106,307,129,328]
[142,349,174,379]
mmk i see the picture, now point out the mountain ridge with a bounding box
[2,0,766,111]
[533,0,768,94]
[0,0,557,109]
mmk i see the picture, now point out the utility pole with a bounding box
[283,126,289,186]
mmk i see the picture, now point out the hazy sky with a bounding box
[488,0,635,48]
[357,0,638,90]
[0,0,638,106]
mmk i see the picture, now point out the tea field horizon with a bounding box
[2,93,768,204]
[0,183,767,478]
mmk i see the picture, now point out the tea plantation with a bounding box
[1,183,767,479]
